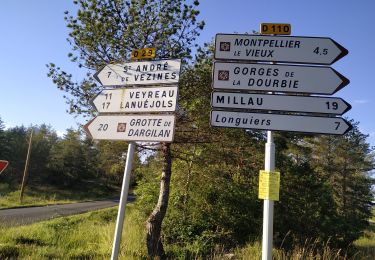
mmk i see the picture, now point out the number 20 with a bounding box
[98,124,108,131]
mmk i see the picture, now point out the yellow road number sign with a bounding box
[131,48,156,60]
[258,170,280,201]
[260,23,291,35]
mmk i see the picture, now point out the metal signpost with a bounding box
[210,24,350,260]
[86,55,181,260]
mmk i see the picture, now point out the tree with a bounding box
[0,117,10,160]
[96,140,141,186]
[272,132,340,250]
[308,121,374,248]
[0,126,28,186]
[48,129,88,186]
[134,45,268,257]
[27,125,59,185]
[47,0,204,257]
[47,0,204,117]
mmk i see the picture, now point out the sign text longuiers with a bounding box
[211,110,352,135]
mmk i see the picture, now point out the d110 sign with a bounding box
[92,86,178,113]
[213,62,349,95]
[215,34,348,65]
[94,59,181,86]
[210,110,352,135]
[85,114,176,142]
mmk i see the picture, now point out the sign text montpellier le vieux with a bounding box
[210,33,351,135]
[85,58,181,142]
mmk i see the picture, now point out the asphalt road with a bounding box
[0,196,134,227]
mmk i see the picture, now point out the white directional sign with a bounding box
[212,92,351,115]
[91,86,178,113]
[215,34,348,65]
[85,114,176,142]
[213,62,349,95]
[94,59,181,86]
[211,110,352,135]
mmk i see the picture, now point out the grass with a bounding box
[0,200,374,259]
[0,182,120,209]
[233,242,348,260]
[353,208,375,259]
[0,204,147,259]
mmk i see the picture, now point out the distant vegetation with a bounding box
[0,119,141,191]
[0,119,132,208]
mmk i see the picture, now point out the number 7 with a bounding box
[334,121,340,130]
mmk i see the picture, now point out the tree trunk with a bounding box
[146,143,172,259]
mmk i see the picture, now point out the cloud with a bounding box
[56,130,65,137]
[353,99,369,104]
[4,123,14,129]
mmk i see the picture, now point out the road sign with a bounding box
[214,34,348,65]
[212,92,351,115]
[91,86,178,113]
[213,62,349,95]
[0,160,9,175]
[260,23,291,35]
[94,59,181,86]
[131,47,156,60]
[210,110,352,135]
[84,114,176,142]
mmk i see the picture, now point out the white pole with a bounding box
[262,130,275,260]
[111,141,136,260]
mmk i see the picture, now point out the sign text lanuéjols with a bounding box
[92,86,178,113]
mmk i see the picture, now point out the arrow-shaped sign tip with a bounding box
[342,99,352,115]
[331,68,350,94]
[93,66,104,85]
[83,119,94,139]
[342,119,353,135]
[90,91,101,112]
[331,39,349,64]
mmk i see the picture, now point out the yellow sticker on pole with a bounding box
[260,23,291,35]
[258,170,280,201]
[131,47,156,60]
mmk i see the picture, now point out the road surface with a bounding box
[0,196,134,227]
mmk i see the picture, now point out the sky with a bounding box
[0,0,374,146]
